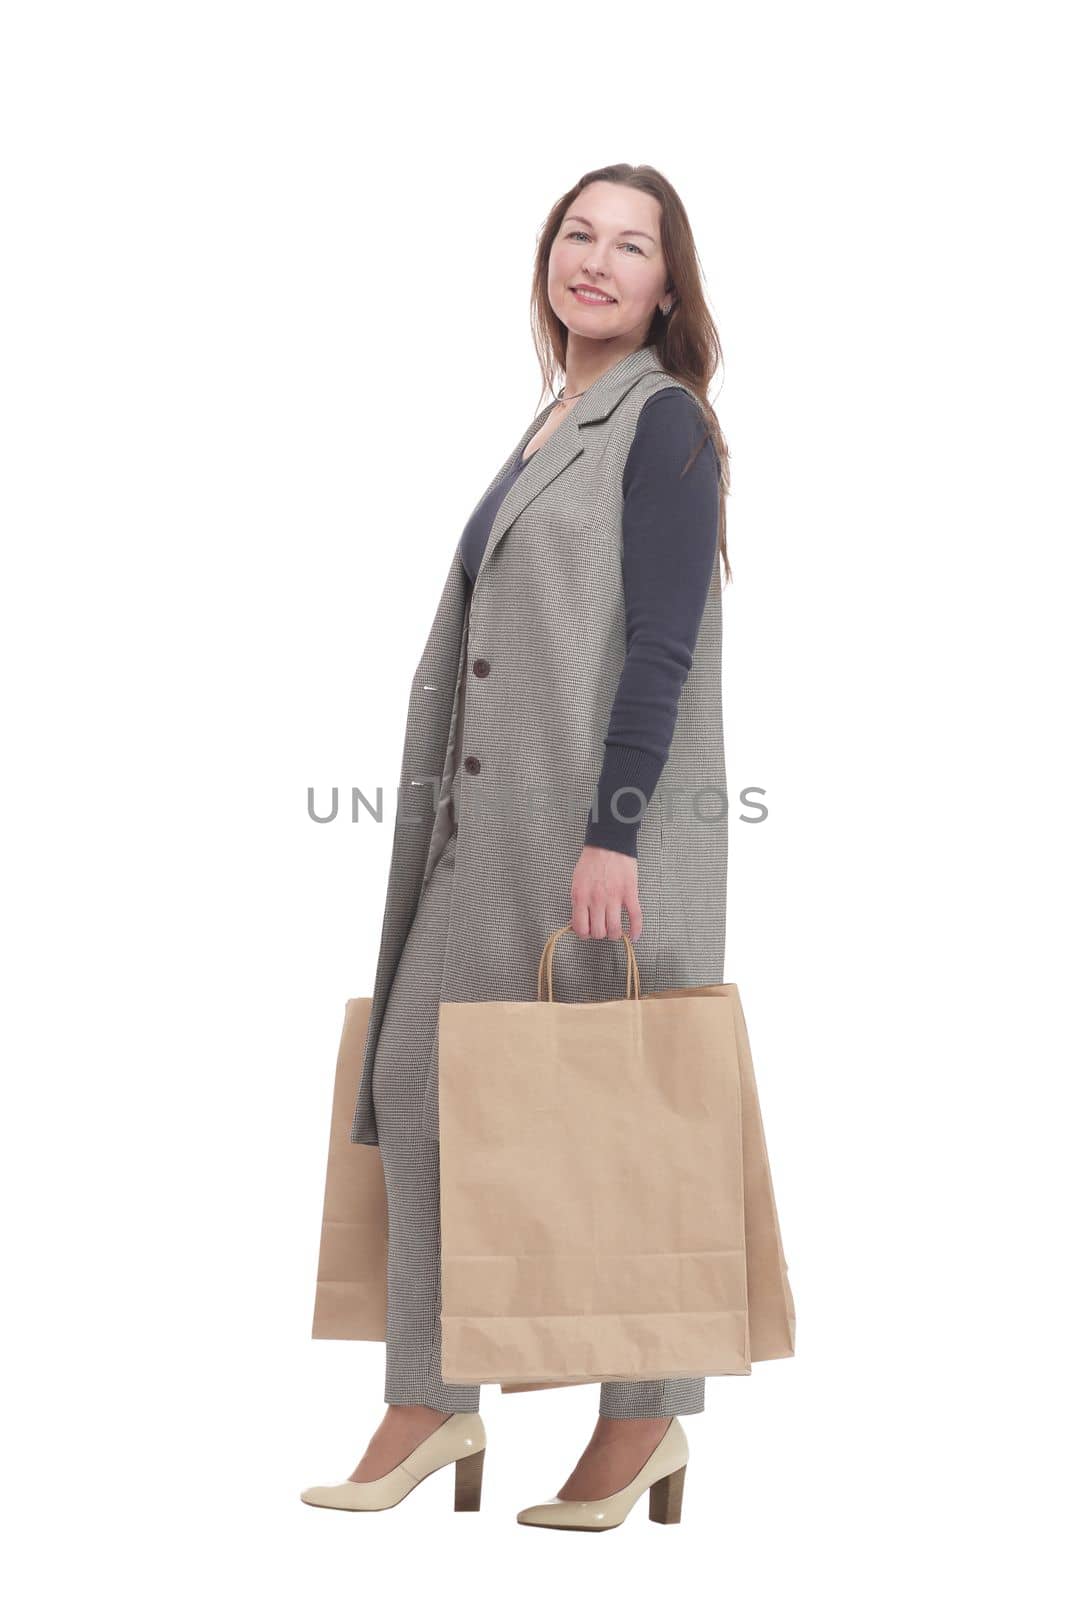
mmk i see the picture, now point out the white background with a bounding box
[2,1,1062,1593]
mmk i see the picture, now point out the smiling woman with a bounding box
[351,160,732,1386]
[308,162,750,1527]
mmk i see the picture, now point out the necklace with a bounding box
[552,382,588,406]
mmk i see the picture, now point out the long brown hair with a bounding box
[529,163,732,583]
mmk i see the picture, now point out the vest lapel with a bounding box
[474,344,666,595]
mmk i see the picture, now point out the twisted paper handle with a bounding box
[536,923,642,1002]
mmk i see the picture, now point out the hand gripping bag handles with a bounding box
[438,926,796,1389]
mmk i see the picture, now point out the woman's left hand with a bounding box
[570,845,643,941]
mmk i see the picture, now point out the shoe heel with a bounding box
[454,1447,485,1512]
[648,1462,686,1525]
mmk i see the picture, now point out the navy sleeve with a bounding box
[584,386,720,857]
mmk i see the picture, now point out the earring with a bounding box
[660,301,673,316]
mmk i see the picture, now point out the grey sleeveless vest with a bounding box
[351,343,727,1144]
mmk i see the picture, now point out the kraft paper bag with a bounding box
[310,998,389,1341]
[438,926,796,1389]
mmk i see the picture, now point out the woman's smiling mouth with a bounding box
[570,285,617,305]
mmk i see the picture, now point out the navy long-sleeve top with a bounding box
[458,386,720,857]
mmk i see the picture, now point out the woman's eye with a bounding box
[567,229,644,256]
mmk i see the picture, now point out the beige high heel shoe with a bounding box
[301,1412,486,1513]
[516,1417,688,1531]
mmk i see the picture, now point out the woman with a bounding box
[303,163,731,1530]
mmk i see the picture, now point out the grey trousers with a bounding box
[371,624,705,1418]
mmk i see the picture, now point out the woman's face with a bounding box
[547,181,671,347]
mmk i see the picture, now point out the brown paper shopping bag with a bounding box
[310,998,389,1341]
[655,978,796,1366]
[438,926,796,1389]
